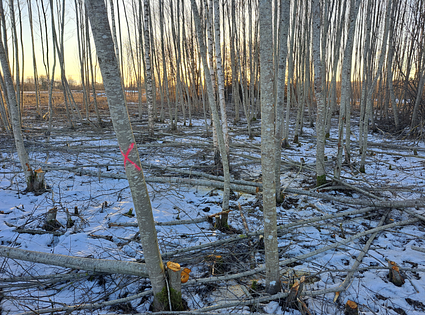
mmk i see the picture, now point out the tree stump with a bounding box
[286,276,305,304]
[157,261,185,311]
[27,168,46,194]
[344,300,359,315]
[388,261,404,286]
[42,207,62,231]
[167,261,182,293]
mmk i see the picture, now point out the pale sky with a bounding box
[12,0,100,83]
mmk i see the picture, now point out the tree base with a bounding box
[316,174,327,187]
[26,168,46,195]
[281,138,290,149]
[154,286,187,311]
[265,281,281,295]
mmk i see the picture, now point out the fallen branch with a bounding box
[109,216,210,228]
[0,245,148,277]
[16,288,153,315]
[283,188,425,208]
[14,229,64,236]
[0,271,97,284]
[402,208,425,223]
[196,291,289,312]
[411,245,425,254]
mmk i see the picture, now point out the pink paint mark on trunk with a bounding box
[120,143,141,171]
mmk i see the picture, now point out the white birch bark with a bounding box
[274,0,290,200]
[142,0,155,136]
[411,51,425,129]
[109,0,120,67]
[0,75,10,132]
[282,0,297,146]
[85,0,166,309]
[158,0,173,130]
[0,245,148,277]
[312,0,326,186]
[205,0,220,160]
[0,36,32,187]
[191,0,230,212]
[229,0,240,122]
[259,0,280,295]
[334,0,360,179]
[360,0,391,173]
[325,0,346,138]
[386,0,400,130]
[8,0,22,123]
[26,0,41,119]
[213,0,230,160]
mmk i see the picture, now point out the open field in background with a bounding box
[21,90,139,120]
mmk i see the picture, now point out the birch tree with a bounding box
[359,0,391,173]
[274,0,290,201]
[213,0,230,160]
[8,0,22,121]
[386,0,400,130]
[0,36,35,190]
[334,0,361,179]
[85,0,167,309]
[312,0,326,186]
[141,0,155,135]
[259,0,280,295]
[190,0,231,214]
[26,0,42,118]
[282,0,297,147]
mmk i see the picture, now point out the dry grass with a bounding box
[22,90,145,119]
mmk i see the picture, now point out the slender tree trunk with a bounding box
[312,0,326,186]
[282,0,297,146]
[191,0,230,213]
[274,0,290,201]
[47,0,57,135]
[0,78,11,132]
[0,37,33,189]
[26,0,41,118]
[159,0,173,130]
[334,0,360,179]
[86,0,166,309]
[411,52,425,130]
[259,0,280,295]
[142,0,155,136]
[360,0,391,173]
[229,0,239,122]
[75,0,90,120]
[8,0,22,124]
[87,19,101,125]
[386,0,400,130]
[213,0,230,160]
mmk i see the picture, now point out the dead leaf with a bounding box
[181,267,191,283]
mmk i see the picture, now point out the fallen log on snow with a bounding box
[0,245,148,277]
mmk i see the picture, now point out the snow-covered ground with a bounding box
[1,115,425,314]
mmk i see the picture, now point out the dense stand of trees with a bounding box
[0,0,423,132]
[0,0,424,306]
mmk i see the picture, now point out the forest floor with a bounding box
[1,94,425,315]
